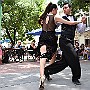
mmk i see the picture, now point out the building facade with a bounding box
[75,30,90,46]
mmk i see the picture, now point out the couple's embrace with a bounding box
[38,2,86,90]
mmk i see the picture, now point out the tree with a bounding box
[57,0,90,14]
[58,0,71,8]
[1,0,44,46]
[71,0,90,14]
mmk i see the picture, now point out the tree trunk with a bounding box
[6,27,14,47]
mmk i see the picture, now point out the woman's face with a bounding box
[52,8,58,15]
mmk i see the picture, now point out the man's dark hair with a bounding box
[63,3,72,8]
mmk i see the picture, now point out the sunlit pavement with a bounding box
[0,60,90,90]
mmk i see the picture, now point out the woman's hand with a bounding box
[81,16,86,24]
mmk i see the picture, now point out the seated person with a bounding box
[74,42,80,56]
[0,44,2,64]
[28,40,36,56]
[86,44,90,60]
[15,40,24,61]
[79,44,87,60]
[28,40,41,61]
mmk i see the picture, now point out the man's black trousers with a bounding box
[45,36,81,80]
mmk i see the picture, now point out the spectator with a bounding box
[28,40,36,56]
[0,44,2,64]
[79,44,87,60]
[15,40,24,62]
[75,42,80,56]
[86,44,90,60]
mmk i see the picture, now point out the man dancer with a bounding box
[44,3,86,85]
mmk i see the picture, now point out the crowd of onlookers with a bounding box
[0,40,90,65]
[56,43,90,61]
[74,42,90,60]
[0,39,40,64]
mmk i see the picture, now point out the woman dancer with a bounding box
[38,2,83,89]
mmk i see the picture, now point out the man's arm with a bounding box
[77,16,86,33]
[77,23,86,33]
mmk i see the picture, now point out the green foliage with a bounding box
[2,0,44,44]
[71,0,90,14]
[57,0,90,14]
[58,0,71,8]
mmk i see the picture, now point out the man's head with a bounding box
[75,42,79,48]
[62,3,72,15]
[18,40,21,45]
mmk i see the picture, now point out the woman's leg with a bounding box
[45,52,56,81]
[40,45,47,77]
[39,45,47,89]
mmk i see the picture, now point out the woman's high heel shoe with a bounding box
[39,76,45,90]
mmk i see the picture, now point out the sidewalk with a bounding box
[0,60,90,90]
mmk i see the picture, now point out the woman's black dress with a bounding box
[38,15,58,60]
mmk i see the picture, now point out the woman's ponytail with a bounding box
[38,2,52,25]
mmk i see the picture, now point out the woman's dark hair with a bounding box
[38,2,57,25]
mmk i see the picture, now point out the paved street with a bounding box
[0,60,90,90]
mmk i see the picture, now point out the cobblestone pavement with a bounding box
[0,60,90,90]
[0,61,40,73]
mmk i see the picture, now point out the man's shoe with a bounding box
[72,79,81,85]
[44,69,52,81]
[45,75,52,81]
